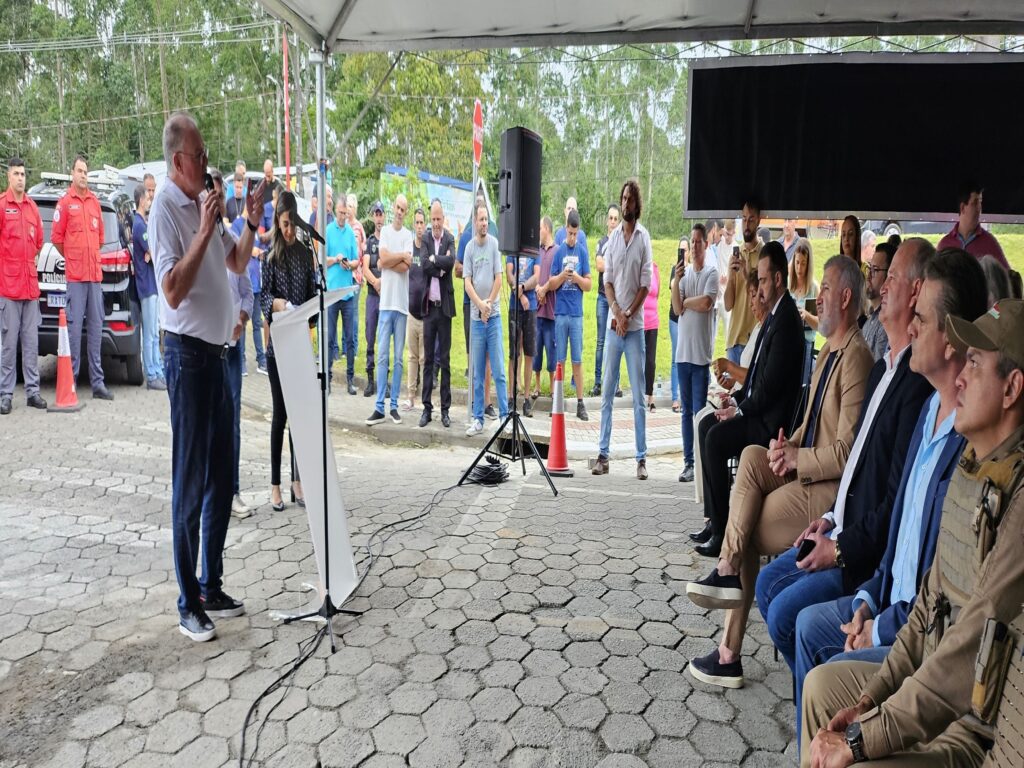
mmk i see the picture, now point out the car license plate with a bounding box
[47,293,67,309]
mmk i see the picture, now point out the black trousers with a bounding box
[698,410,770,537]
[267,355,299,487]
[644,328,658,397]
[422,303,452,412]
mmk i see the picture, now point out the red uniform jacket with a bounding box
[0,188,44,300]
[51,187,104,283]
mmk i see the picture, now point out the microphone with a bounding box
[278,189,325,245]
[203,173,225,235]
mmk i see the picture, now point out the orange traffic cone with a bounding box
[48,309,84,413]
[546,362,574,477]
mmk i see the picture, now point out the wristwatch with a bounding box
[625,308,632,319]
[834,540,846,568]
[845,721,867,762]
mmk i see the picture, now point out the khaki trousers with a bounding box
[406,315,425,401]
[720,444,839,654]
[801,661,987,768]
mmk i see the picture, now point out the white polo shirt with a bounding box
[150,177,237,345]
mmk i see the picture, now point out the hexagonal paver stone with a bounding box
[642,670,692,701]
[602,681,651,714]
[340,694,392,729]
[563,641,609,668]
[526,626,570,651]
[388,682,438,715]
[643,699,697,738]
[560,667,608,696]
[326,645,374,676]
[602,628,645,656]
[688,690,737,723]
[106,672,154,703]
[422,699,475,738]
[456,620,500,647]
[488,635,531,662]
[601,655,648,683]
[689,721,749,763]
[470,687,522,722]
[599,713,655,753]
[446,644,490,672]
[0,630,43,661]
[404,653,448,683]
[373,713,427,756]
[534,586,573,607]
[125,688,178,727]
[479,659,524,689]
[461,721,515,762]
[308,674,358,708]
[169,735,229,768]
[522,649,569,677]
[555,693,608,730]
[638,621,683,647]
[71,704,124,740]
[319,728,375,768]
[145,710,201,753]
[202,699,250,739]
[357,662,404,693]
[514,676,565,708]
[495,613,535,637]
[288,706,339,744]
[181,677,229,713]
[36,741,86,768]
[507,706,563,747]
[206,649,251,679]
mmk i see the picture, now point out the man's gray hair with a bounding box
[823,255,864,321]
[163,112,198,166]
[902,237,937,282]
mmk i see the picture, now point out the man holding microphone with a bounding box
[149,112,264,642]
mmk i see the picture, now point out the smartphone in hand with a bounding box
[797,538,816,562]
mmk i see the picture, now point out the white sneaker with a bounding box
[231,494,251,518]
[466,419,484,436]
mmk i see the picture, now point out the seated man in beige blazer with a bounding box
[685,255,875,686]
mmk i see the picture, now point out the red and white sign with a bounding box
[472,99,483,167]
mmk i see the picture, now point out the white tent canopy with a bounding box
[255,0,1024,53]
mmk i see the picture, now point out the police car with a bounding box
[29,170,144,384]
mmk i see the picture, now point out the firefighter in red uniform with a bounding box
[0,156,47,414]
[51,155,112,399]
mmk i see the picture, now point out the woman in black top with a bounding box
[261,191,316,510]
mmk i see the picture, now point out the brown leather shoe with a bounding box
[636,460,648,480]
[591,455,609,475]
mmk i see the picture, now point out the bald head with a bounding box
[564,197,578,224]
[163,112,198,166]
[393,194,408,227]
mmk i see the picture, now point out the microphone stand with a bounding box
[281,226,361,653]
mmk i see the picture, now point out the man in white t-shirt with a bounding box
[673,223,719,483]
[366,194,413,426]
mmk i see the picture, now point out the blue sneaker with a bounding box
[179,609,216,642]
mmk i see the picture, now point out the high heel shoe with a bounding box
[270,487,285,512]
[290,486,306,508]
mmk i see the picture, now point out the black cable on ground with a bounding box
[464,455,510,486]
[238,482,468,766]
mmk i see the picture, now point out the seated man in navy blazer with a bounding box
[693,239,805,558]
[790,249,988,725]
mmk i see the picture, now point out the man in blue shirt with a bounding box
[554,196,588,253]
[325,196,360,394]
[506,250,539,417]
[226,174,266,376]
[545,209,592,421]
[790,249,988,726]
[131,185,165,390]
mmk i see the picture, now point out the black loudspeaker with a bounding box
[498,127,542,255]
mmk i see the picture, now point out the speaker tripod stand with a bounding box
[458,251,557,497]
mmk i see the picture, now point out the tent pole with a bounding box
[313,45,327,240]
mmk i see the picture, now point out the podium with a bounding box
[266,288,360,620]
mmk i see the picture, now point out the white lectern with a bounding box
[267,288,360,623]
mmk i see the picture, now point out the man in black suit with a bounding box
[744,238,937,684]
[420,199,457,428]
[693,240,806,558]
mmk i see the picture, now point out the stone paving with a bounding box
[0,366,796,767]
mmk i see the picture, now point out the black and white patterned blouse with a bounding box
[260,239,317,357]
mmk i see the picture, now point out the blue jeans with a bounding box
[226,343,243,495]
[676,362,710,467]
[726,343,744,365]
[555,314,584,365]
[240,291,266,372]
[793,596,891,746]
[668,319,679,402]
[599,328,646,460]
[140,294,163,381]
[328,298,359,380]
[375,310,406,414]
[533,316,556,373]
[594,293,609,385]
[755,546,847,672]
[164,334,233,616]
[472,315,508,422]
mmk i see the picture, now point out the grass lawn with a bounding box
[329,234,1024,398]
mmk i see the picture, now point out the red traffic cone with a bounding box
[48,308,84,413]
[546,362,574,477]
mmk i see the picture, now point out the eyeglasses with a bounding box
[177,147,208,165]
[866,265,889,277]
